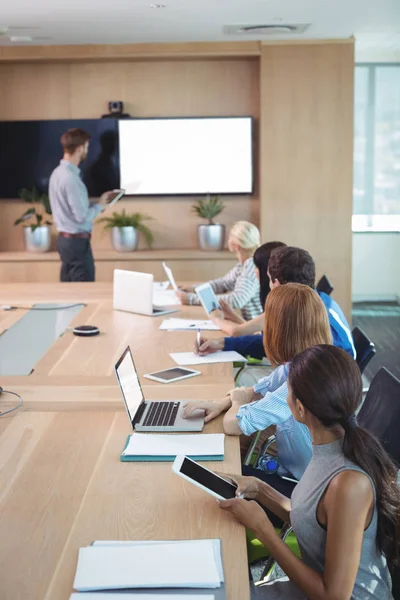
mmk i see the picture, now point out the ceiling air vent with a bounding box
[223,24,311,36]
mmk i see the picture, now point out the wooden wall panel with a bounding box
[0,57,260,251]
[259,42,354,319]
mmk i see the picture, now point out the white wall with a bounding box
[352,233,400,302]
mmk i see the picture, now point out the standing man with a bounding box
[49,128,112,282]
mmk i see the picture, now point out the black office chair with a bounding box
[316,275,334,296]
[357,367,400,467]
[352,326,376,375]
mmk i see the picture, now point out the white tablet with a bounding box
[172,455,237,500]
[194,283,221,315]
[162,261,179,292]
[143,367,201,384]
[105,188,126,209]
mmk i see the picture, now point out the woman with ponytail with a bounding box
[219,345,399,599]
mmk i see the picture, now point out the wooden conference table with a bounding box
[0,283,250,600]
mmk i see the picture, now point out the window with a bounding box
[353,65,400,231]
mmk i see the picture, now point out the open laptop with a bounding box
[114,346,205,432]
[113,269,178,317]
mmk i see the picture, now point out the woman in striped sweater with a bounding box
[177,221,263,321]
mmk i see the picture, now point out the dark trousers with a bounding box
[57,236,95,282]
[242,464,297,528]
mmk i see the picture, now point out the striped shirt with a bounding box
[186,257,262,321]
[236,364,312,480]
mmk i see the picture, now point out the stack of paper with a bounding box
[71,594,215,599]
[121,433,225,462]
[153,290,181,307]
[160,319,220,331]
[170,351,246,366]
[71,539,224,595]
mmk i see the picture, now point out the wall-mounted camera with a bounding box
[108,101,124,114]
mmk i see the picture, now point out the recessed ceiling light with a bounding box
[150,4,166,8]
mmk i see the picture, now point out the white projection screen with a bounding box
[118,117,253,195]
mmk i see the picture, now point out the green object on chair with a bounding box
[246,528,301,564]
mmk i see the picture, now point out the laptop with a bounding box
[114,346,205,432]
[113,269,178,317]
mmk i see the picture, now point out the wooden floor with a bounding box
[0,283,250,600]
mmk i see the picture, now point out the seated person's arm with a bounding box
[224,333,265,360]
[222,473,291,524]
[213,310,264,337]
[227,382,291,437]
[223,387,261,435]
[183,386,258,425]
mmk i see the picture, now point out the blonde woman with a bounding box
[177,221,262,321]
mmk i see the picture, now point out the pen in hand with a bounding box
[196,328,201,353]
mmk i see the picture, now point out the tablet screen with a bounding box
[180,457,237,499]
[106,188,126,209]
[148,367,198,381]
[196,285,220,314]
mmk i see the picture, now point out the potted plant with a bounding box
[192,193,226,251]
[98,210,154,252]
[14,187,52,253]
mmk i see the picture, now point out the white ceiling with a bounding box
[0,0,399,61]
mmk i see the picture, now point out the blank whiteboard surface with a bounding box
[118,118,253,195]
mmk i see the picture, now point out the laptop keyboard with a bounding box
[142,402,180,427]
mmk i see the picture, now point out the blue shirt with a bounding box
[49,159,103,233]
[225,291,356,360]
[236,364,312,479]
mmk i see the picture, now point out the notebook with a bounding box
[170,351,246,366]
[160,319,220,331]
[73,539,223,592]
[120,433,225,462]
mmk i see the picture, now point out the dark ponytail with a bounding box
[289,345,400,570]
[253,241,286,309]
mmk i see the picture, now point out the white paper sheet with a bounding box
[170,351,246,366]
[153,281,170,292]
[73,540,221,591]
[91,540,224,583]
[70,594,214,599]
[122,433,224,457]
[160,319,220,331]
[153,290,181,306]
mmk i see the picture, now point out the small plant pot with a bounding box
[22,225,51,253]
[197,224,225,251]
[111,226,138,252]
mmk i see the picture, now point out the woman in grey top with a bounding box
[219,345,399,599]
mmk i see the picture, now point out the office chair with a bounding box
[256,367,400,586]
[316,275,334,296]
[357,367,400,466]
[352,326,376,375]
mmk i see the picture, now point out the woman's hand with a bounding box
[176,291,190,304]
[220,300,245,324]
[218,473,261,500]
[194,336,224,356]
[219,498,275,538]
[228,386,255,406]
[178,285,195,293]
[183,398,231,423]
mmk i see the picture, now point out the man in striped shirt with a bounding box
[177,221,262,321]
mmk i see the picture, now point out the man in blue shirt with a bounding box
[199,246,356,360]
[49,128,112,282]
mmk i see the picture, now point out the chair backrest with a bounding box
[352,326,376,374]
[357,367,400,466]
[316,275,334,296]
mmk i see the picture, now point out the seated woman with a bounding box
[176,221,263,321]
[219,345,398,600]
[184,283,332,524]
[209,240,286,337]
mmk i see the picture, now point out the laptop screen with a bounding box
[115,348,144,422]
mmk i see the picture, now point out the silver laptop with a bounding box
[113,269,178,317]
[114,346,205,432]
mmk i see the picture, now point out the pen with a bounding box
[196,328,201,352]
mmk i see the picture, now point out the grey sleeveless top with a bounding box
[262,438,393,600]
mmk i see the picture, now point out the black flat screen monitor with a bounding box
[0,118,119,198]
